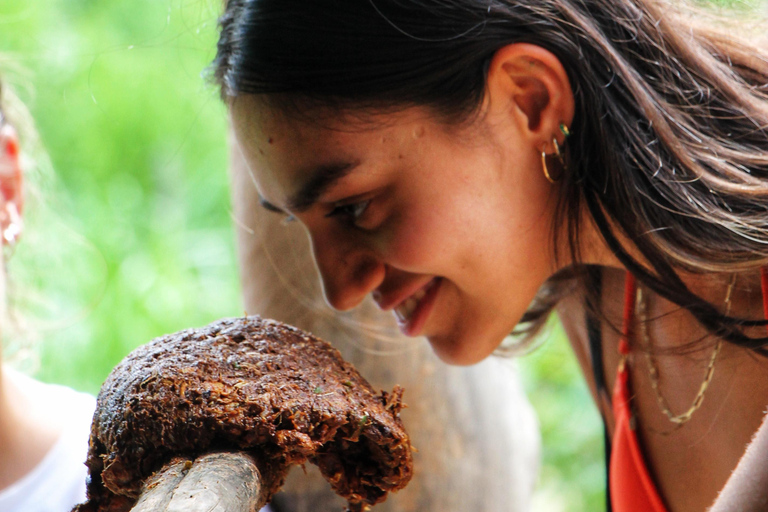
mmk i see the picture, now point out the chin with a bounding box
[426,330,507,367]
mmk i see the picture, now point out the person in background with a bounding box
[0,80,96,512]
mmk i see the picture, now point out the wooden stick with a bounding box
[130,458,189,512]
[130,452,266,512]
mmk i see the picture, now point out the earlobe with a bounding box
[486,43,575,146]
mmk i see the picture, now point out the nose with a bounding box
[309,228,385,311]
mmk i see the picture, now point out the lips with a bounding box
[394,281,432,323]
[392,278,441,336]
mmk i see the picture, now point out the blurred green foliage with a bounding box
[0,0,236,393]
[0,0,764,511]
[520,321,606,512]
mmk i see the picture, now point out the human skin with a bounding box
[558,268,768,512]
[0,122,64,492]
[0,366,67,490]
[230,116,541,512]
[230,42,768,511]
[231,44,580,366]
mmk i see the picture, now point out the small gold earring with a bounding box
[542,123,572,183]
[553,138,564,165]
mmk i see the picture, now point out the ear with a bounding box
[0,123,24,245]
[485,43,575,153]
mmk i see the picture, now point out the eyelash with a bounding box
[325,200,371,225]
[259,198,296,224]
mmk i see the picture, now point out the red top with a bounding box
[609,270,768,512]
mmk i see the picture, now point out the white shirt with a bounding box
[0,375,274,512]
[0,378,94,512]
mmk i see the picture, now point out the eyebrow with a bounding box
[286,161,360,213]
[256,161,361,215]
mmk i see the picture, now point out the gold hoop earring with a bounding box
[542,123,572,183]
[542,147,557,184]
[542,137,565,183]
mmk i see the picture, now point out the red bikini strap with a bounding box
[620,272,637,357]
[761,267,768,336]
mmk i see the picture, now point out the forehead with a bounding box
[231,95,359,160]
[231,96,366,204]
[229,95,442,205]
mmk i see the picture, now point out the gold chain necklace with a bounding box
[636,276,736,428]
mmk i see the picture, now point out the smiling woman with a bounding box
[214,0,768,511]
[230,93,563,364]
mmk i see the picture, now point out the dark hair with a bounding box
[212,0,768,352]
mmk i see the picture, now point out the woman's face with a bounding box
[231,96,563,365]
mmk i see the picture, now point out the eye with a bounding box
[325,199,371,226]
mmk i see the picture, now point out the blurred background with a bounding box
[0,0,764,510]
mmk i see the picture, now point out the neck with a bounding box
[554,204,629,271]
[567,207,767,345]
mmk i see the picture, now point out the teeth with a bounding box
[394,281,434,323]
[395,297,418,322]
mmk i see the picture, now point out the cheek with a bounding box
[377,204,457,270]
[377,195,497,272]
